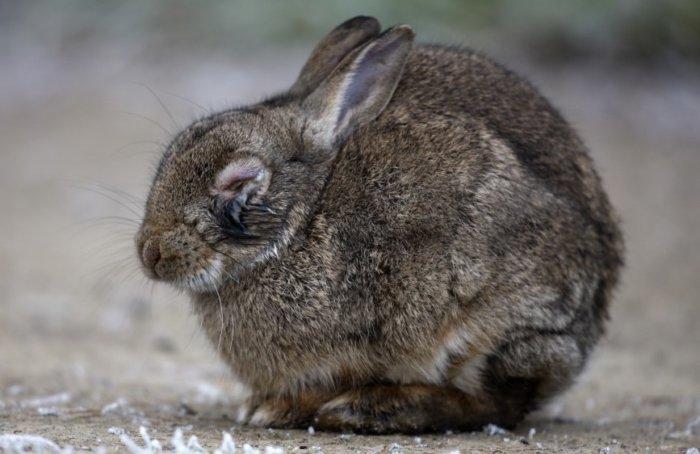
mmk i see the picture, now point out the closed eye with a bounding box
[211,195,253,239]
[210,194,280,242]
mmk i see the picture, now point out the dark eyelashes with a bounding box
[210,195,282,242]
[288,154,307,164]
[211,195,251,238]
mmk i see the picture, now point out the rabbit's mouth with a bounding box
[137,224,227,294]
[172,253,225,294]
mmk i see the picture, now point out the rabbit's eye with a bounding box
[288,154,305,164]
[211,195,250,238]
[211,158,276,240]
[211,194,276,240]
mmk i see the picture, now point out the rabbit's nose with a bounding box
[141,237,162,274]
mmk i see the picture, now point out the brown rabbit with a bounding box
[136,16,623,433]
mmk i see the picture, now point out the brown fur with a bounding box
[136,17,623,433]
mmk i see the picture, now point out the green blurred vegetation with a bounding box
[2,0,699,66]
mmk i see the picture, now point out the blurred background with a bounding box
[1,1,698,451]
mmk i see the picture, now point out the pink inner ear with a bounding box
[215,161,263,192]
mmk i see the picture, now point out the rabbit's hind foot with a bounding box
[312,384,502,434]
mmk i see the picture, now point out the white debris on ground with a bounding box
[6,385,27,396]
[192,382,230,406]
[116,426,285,454]
[669,415,700,439]
[171,428,206,453]
[213,433,236,454]
[108,427,126,435]
[20,392,71,408]
[101,397,130,415]
[307,426,315,435]
[685,448,699,454]
[528,427,537,440]
[483,423,508,436]
[388,442,403,453]
[0,434,72,453]
[119,426,162,453]
[38,406,61,416]
[412,436,427,447]
[100,397,149,425]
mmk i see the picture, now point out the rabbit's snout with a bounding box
[141,237,163,276]
[137,226,213,283]
[139,234,181,279]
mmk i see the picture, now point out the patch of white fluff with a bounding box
[0,434,73,453]
[37,406,60,416]
[171,428,206,453]
[101,397,129,415]
[20,392,71,408]
[483,423,508,436]
[119,426,162,453]
[669,415,700,439]
[6,385,26,396]
[192,382,230,406]
[263,447,284,454]
[118,427,285,454]
[213,433,236,454]
[388,442,403,453]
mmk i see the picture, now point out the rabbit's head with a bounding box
[136,18,414,292]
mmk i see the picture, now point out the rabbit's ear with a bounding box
[289,16,381,97]
[302,25,415,152]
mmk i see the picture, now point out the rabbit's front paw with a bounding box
[246,392,329,429]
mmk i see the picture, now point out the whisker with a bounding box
[129,81,181,131]
[109,140,165,157]
[159,88,209,114]
[69,185,143,218]
[214,285,225,353]
[111,109,172,136]
[75,216,141,226]
[81,181,145,205]
[65,180,145,218]
[210,247,242,268]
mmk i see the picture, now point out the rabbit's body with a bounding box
[139,18,622,433]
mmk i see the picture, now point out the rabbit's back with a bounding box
[390,44,611,221]
[327,43,622,302]
[317,43,623,379]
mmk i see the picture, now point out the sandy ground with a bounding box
[1,44,699,452]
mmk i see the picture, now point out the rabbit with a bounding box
[136,16,623,434]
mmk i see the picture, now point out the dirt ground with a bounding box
[1,43,699,452]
